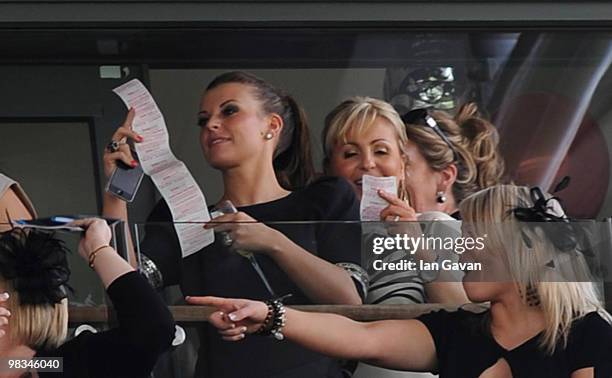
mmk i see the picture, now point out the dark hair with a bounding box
[206,71,315,190]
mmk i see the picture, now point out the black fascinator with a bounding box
[512,177,579,254]
[0,228,72,305]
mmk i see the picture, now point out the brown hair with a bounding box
[404,102,505,203]
[206,71,315,190]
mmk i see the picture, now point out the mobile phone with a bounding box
[106,156,145,202]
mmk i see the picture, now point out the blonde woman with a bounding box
[0,219,174,377]
[322,97,467,306]
[193,184,612,378]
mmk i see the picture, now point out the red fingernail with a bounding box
[131,160,138,167]
[136,135,144,142]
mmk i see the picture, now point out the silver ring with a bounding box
[221,232,233,247]
[106,140,121,153]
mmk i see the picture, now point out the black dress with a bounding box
[141,176,363,378]
[418,308,612,377]
[37,271,175,378]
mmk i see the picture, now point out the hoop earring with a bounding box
[436,191,447,204]
[264,132,273,140]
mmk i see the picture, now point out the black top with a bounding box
[37,271,175,378]
[418,308,612,378]
[142,176,362,378]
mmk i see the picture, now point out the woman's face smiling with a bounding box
[328,118,405,199]
[198,83,272,170]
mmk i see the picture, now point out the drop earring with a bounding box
[519,284,541,307]
[436,191,447,204]
[264,132,273,140]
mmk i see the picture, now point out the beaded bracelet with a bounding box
[255,294,292,340]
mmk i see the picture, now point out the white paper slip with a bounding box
[360,175,397,221]
[113,79,214,257]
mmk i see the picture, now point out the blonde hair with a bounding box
[0,278,68,350]
[322,96,408,170]
[460,184,611,354]
[404,103,505,203]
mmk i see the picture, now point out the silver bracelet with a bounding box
[337,262,369,299]
[138,254,164,289]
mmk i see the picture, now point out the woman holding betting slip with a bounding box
[102,71,364,378]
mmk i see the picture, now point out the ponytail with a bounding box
[274,95,315,190]
[452,103,505,193]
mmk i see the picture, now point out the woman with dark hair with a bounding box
[0,218,175,377]
[103,71,363,377]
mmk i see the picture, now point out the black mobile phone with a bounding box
[106,155,145,202]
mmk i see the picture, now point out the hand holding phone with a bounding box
[106,152,145,202]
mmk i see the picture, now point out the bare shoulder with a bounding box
[0,187,33,229]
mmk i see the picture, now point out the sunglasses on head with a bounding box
[400,108,458,161]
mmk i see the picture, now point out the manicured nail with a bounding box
[0,292,8,300]
[0,330,5,338]
[239,334,245,339]
[131,160,138,167]
[136,135,144,142]
[228,313,238,321]
[240,327,247,332]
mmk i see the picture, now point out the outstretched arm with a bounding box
[63,218,174,376]
[187,295,437,372]
[70,218,134,288]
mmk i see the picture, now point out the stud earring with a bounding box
[264,132,273,140]
[436,191,447,204]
